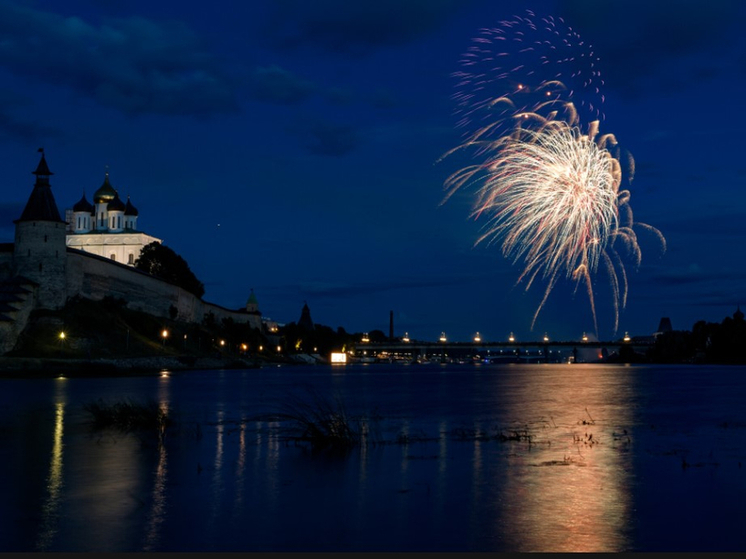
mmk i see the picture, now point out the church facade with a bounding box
[0,151,263,354]
[64,171,162,265]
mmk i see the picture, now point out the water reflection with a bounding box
[35,379,67,551]
[495,366,633,552]
[143,373,171,551]
[2,365,744,551]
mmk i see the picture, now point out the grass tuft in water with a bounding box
[83,398,172,444]
[276,390,377,450]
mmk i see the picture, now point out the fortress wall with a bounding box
[0,251,13,280]
[0,285,38,354]
[66,250,261,329]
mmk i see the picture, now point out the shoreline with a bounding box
[0,354,289,378]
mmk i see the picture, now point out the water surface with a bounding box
[0,363,744,552]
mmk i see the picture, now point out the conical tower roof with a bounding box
[16,150,63,223]
[124,196,139,216]
[298,301,314,331]
[73,192,94,213]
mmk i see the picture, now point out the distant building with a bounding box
[65,170,161,265]
[0,151,265,354]
[298,301,314,331]
[654,317,673,338]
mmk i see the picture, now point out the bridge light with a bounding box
[508,332,515,343]
[362,333,370,343]
[473,332,481,343]
[582,332,588,342]
[439,332,447,343]
[402,332,410,343]
[543,333,549,343]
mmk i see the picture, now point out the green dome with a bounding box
[93,173,117,204]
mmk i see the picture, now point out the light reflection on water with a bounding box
[0,363,745,552]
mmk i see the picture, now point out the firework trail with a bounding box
[453,10,605,142]
[443,11,665,336]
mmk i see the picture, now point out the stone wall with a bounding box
[13,221,67,309]
[66,248,262,329]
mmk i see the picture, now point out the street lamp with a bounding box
[623,332,631,342]
[161,329,168,346]
[473,332,481,343]
[582,332,588,342]
[439,332,447,343]
[543,333,549,343]
[402,332,410,343]
[508,332,515,343]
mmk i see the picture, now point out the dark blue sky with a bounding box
[1,0,744,342]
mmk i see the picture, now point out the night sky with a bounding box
[1,0,744,343]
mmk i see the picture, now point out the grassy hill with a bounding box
[7,296,268,362]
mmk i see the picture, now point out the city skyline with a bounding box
[1,0,745,342]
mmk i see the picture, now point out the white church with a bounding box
[64,171,161,265]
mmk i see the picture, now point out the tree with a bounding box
[135,242,205,298]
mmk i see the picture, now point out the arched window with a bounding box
[110,254,116,261]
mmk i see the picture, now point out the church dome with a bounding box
[107,192,126,211]
[93,173,117,203]
[72,193,94,213]
[124,196,139,216]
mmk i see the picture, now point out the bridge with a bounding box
[351,338,653,364]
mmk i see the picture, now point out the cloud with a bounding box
[247,65,316,105]
[0,1,237,115]
[0,108,60,142]
[297,274,480,298]
[559,0,746,96]
[266,0,473,54]
[288,117,360,156]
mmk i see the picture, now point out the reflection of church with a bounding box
[64,170,161,265]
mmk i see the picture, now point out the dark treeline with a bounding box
[646,308,746,364]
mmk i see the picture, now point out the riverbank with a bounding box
[0,354,280,377]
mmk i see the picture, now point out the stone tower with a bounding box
[13,150,68,309]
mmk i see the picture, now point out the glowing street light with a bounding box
[161,329,168,346]
[582,332,589,342]
[361,333,370,343]
[543,333,549,343]
[623,332,631,343]
[59,331,66,341]
[508,332,515,343]
[439,332,447,343]
[473,332,481,343]
[402,332,410,343]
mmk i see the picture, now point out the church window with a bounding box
[128,253,134,264]
[110,254,116,261]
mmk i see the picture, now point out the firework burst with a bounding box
[443,13,665,336]
[453,10,605,142]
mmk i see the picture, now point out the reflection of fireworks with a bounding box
[444,13,665,335]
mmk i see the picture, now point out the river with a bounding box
[0,362,744,552]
